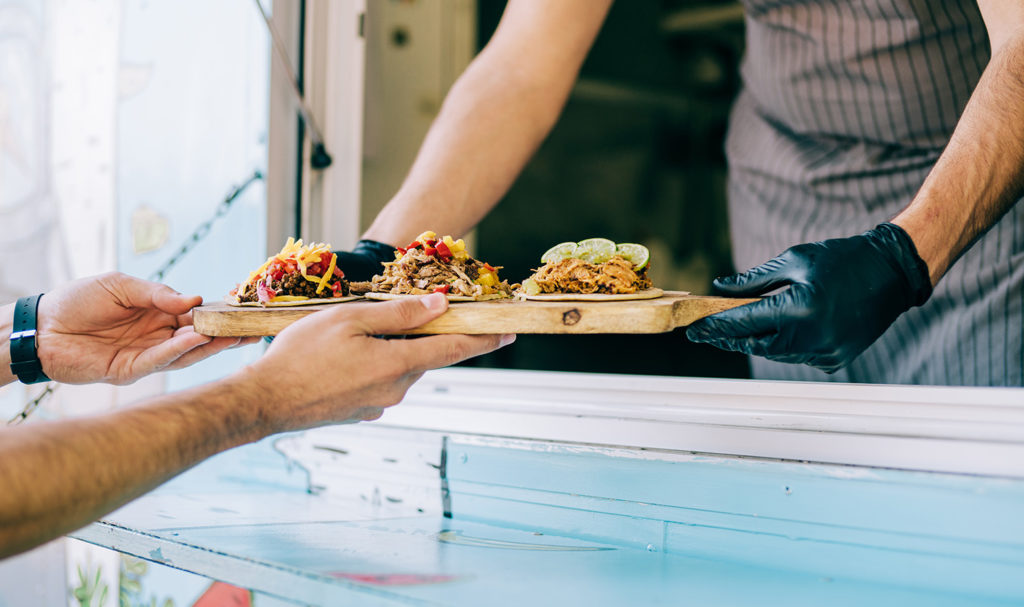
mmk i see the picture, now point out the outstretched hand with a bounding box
[686,223,933,373]
[36,272,252,385]
[237,293,514,433]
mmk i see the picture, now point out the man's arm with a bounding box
[362,0,612,247]
[891,1,1024,281]
[0,294,512,558]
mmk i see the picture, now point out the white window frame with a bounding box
[266,0,366,254]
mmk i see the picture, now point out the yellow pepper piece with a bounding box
[475,271,497,287]
[317,253,337,294]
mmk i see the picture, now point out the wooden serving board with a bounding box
[192,291,757,337]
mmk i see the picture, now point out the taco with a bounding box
[228,238,356,306]
[517,239,661,301]
[368,231,515,301]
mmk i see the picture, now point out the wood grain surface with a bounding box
[192,291,758,337]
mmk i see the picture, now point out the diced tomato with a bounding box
[269,269,284,281]
[330,281,342,293]
[433,284,451,294]
[423,246,437,256]
[333,266,345,278]
[284,261,297,273]
[256,282,276,303]
[436,241,452,258]
[309,263,322,276]
[320,251,332,265]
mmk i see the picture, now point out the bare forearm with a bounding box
[893,29,1024,283]
[363,0,612,247]
[364,59,567,246]
[0,376,263,558]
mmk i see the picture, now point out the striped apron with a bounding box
[726,0,1024,386]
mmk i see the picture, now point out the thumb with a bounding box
[111,273,202,315]
[121,327,211,381]
[345,293,449,335]
[713,255,792,297]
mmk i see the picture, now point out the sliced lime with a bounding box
[575,238,616,264]
[521,278,542,296]
[615,243,650,270]
[540,242,578,264]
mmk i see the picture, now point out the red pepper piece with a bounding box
[433,284,451,294]
[483,262,496,272]
[397,246,407,255]
[424,239,437,247]
[424,246,437,256]
[406,241,422,250]
[436,241,452,258]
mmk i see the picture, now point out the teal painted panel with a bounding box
[446,442,1024,545]
[445,442,1024,599]
[112,516,1022,607]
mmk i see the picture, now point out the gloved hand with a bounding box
[686,223,933,373]
[334,239,396,282]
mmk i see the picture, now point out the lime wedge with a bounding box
[575,238,616,264]
[615,243,650,270]
[540,242,578,264]
[521,278,542,296]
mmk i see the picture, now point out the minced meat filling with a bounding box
[238,272,347,302]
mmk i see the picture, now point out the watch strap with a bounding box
[10,294,50,384]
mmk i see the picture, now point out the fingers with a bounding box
[107,272,202,316]
[163,335,248,371]
[392,333,516,375]
[687,297,781,343]
[126,326,212,379]
[712,254,793,297]
[343,293,450,335]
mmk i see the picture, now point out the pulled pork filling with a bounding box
[371,249,513,298]
[528,255,652,294]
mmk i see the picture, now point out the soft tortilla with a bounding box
[516,288,668,302]
[363,291,508,303]
[225,295,361,307]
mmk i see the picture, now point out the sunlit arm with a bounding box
[0,378,262,558]
[892,3,1024,283]
[362,0,613,247]
[0,294,510,559]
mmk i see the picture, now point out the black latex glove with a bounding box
[686,223,933,374]
[334,239,396,282]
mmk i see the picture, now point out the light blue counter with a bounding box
[73,370,1024,606]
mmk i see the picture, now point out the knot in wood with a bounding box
[561,308,582,326]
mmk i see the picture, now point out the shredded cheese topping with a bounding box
[244,238,334,287]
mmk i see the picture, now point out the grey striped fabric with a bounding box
[725,0,1023,385]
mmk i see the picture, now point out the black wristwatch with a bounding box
[9,293,50,384]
